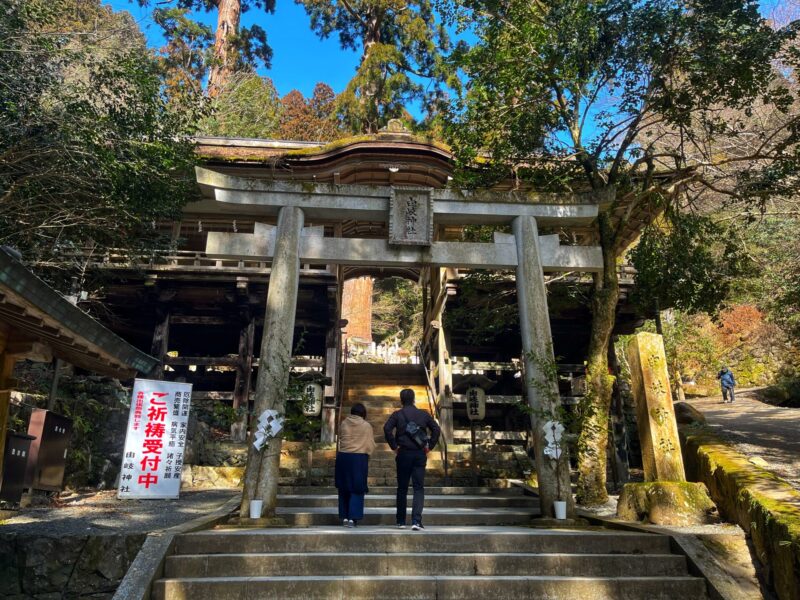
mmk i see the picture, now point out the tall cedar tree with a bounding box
[137,0,274,96]
[0,0,200,288]
[297,0,452,133]
[445,0,799,504]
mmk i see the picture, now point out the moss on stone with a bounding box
[283,134,452,158]
[617,481,717,525]
[681,425,800,600]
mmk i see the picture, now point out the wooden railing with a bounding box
[335,339,349,450]
[34,249,333,277]
[418,341,449,482]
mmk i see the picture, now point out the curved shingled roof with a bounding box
[0,248,158,378]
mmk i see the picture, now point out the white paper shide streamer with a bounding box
[543,420,565,460]
[253,409,284,451]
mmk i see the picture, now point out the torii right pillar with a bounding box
[513,216,575,518]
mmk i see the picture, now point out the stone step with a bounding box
[278,486,522,495]
[273,506,540,526]
[175,528,673,556]
[343,396,429,406]
[165,551,688,579]
[153,575,707,600]
[277,494,538,508]
[344,364,424,372]
[279,466,456,478]
[277,477,484,487]
[345,386,427,396]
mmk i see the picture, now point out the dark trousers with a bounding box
[722,386,735,403]
[338,491,365,521]
[395,450,427,525]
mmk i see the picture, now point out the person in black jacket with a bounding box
[383,388,441,530]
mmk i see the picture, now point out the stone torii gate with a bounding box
[196,167,610,519]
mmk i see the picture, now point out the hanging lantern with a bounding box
[466,386,486,421]
[301,382,323,416]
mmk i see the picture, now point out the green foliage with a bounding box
[636,303,786,390]
[201,73,283,138]
[282,376,321,443]
[733,217,800,339]
[298,0,452,133]
[139,0,275,78]
[0,0,201,286]
[372,277,423,350]
[447,0,786,172]
[445,270,518,345]
[630,212,754,315]
[194,399,240,431]
[153,7,214,100]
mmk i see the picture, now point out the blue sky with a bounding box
[109,0,787,108]
[108,0,360,99]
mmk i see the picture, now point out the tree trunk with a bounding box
[208,0,241,98]
[576,212,620,506]
[359,19,382,133]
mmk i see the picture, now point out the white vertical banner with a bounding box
[118,378,193,499]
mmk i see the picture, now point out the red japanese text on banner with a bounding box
[118,379,193,499]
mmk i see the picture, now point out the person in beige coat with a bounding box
[335,403,376,527]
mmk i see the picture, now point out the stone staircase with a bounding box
[341,363,531,486]
[273,484,540,526]
[160,364,710,598]
[152,484,708,599]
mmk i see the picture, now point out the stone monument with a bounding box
[618,332,717,525]
[625,331,685,482]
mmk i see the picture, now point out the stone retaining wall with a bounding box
[680,425,800,600]
[0,533,146,599]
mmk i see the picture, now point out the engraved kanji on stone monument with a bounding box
[389,187,433,246]
[625,332,686,482]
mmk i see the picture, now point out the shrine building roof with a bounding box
[0,248,159,378]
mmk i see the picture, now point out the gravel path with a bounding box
[686,389,800,492]
[0,489,238,537]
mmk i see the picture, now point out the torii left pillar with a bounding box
[240,206,304,518]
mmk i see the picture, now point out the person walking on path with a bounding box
[383,388,441,531]
[335,403,376,527]
[717,366,737,404]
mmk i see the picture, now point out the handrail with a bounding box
[417,342,449,483]
[335,338,349,451]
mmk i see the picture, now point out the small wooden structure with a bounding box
[0,247,158,482]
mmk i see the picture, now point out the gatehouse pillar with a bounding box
[436,323,454,444]
[513,216,574,518]
[240,206,305,518]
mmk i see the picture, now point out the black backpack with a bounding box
[398,408,429,450]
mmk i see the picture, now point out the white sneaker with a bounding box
[411,523,424,531]
[347,519,355,527]
[342,519,350,527]
[396,523,406,529]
